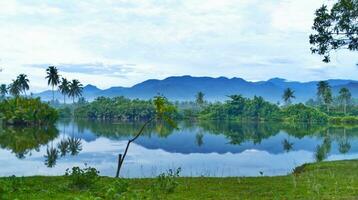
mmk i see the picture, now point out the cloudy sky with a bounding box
[0,0,357,92]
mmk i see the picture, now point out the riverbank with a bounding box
[1,159,357,199]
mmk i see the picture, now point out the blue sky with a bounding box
[0,0,357,92]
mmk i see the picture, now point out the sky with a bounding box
[0,0,357,92]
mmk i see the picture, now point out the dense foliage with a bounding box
[310,0,358,63]
[0,97,58,125]
[74,96,179,121]
[199,95,281,121]
[197,95,327,123]
[281,103,328,123]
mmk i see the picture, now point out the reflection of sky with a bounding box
[0,122,358,178]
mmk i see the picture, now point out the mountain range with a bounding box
[33,75,358,103]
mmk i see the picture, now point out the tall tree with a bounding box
[323,88,333,112]
[46,66,60,103]
[196,91,205,107]
[17,74,29,96]
[0,84,7,99]
[317,81,330,103]
[68,79,83,104]
[310,0,358,63]
[339,87,352,115]
[282,88,295,106]
[59,78,70,104]
[8,79,21,97]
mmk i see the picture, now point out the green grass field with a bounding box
[1,160,357,200]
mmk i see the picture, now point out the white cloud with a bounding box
[0,0,357,92]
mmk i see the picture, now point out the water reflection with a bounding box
[0,120,358,177]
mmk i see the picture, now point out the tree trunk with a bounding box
[344,100,347,115]
[52,85,54,104]
[116,118,154,176]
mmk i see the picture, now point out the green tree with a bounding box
[0,84,7,99]
[17,74,30,96]
[323,88,333,112]
[59,78,70,104]
[46,66,60,103]
[310,0,358,63]
[8,79,21,97]
[196,91,205,107]
[68,79,83,104]
[338,87,352,115]
[282,88,295,106]
[317,81,329,102]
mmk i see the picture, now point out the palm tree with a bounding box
[68,79,83,104]
[46,66,60,103]
[282,88,295,106]
[17,74,30,96]
[323,89,333,112]
[317,81,329,104]
[338,87,351,115]
[0,84,7,99]
[196,91,205,107]
[8,79,21,97]
[59,78,70,104]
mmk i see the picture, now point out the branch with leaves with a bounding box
[115,95,178,177]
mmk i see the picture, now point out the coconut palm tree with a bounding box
[0,84,7,99]
[59,78,70,104]
[46,66,60,103]
[338,87,351,115]
[8,79,21,97]
[17,74,30,96]
[282,88,295,106]
[317,81,329,103]
[196,91,205,107]
[68,79,83,104]
[323,89,333,112]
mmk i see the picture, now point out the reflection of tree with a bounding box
[338,128,351,154]
[74,119,175,139]
[57,139,69,157]
[197,121,280,145]
[196,132,204,147]
[68,137,82,156]
[282,139,293,152]
[44,146,58,168]
[315,136,332,162]
[0,125,59,159]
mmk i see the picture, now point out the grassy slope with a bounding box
[1,160,357,200]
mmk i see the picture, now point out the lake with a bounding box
[0,120,357,178]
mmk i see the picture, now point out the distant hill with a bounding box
[33,75,358,103]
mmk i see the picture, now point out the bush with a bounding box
[0,97,58,125]
[281,104,328,123]
[65,166,100,189]
[155,168,181,194]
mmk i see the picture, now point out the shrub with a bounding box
[155,168,181,194]
[65,166,99,189]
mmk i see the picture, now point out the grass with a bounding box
[0,159,357,200]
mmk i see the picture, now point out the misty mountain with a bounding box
[33,75,358,103]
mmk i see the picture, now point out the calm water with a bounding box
[0,120,357,178]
